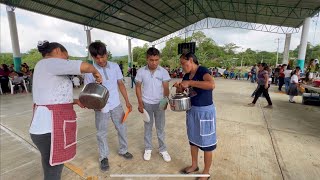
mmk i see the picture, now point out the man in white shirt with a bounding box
[84,42,133,171]
[135,47,171,162]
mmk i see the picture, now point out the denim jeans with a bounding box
[284,77,291,92]
[251,74,256,83]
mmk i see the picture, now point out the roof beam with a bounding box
[128,1,194,39]
[28,0,159,40]
[194,0,210,18]
[159,0,193,24]
[254,0,259,23]
[66,0,166,36]
[206,0,316,21]
[266,0,279,25]
[204,0,219,18]
[230,0,238,21]
[211,0,226,19]
[83,0,128,27]
[279,0,303,26]
[117,0,177,31]
[178,0,201,21]
[139,0,185,28]
[95,0,173,34]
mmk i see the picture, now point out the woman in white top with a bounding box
[287,67,301,103]
[30,41,102,180]
[283,65,293,93]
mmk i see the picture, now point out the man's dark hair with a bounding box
[89,42,107,57]
[146,47,160,57]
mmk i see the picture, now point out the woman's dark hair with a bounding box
[180,52,199,65]
[287,65,291,70]
[260,63,270,71]
[146,47,160,57]
[2,64,9,72]
[291,66,301,77]
[37,41,67,57]
[89,42,107,57]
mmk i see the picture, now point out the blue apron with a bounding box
[186,104,217,147]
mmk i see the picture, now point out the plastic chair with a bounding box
[8,79,28,94]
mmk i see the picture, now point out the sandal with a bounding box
[179,166,199,174]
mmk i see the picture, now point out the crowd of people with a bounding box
[0,63,32,94]
[3,38,318,180]
[28,41,215,180]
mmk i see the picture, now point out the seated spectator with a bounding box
[8,64,14,72]
[223,69,229,79]
[0,64,11,93]
[72,76,80,88]
[11,73,25,93]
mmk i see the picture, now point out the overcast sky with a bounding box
[1,4,319,57]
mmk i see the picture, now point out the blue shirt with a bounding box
[183,66,213,106]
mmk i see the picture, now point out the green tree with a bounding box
[132,43,149,66]
[0,53,13,65]
[22,48,42,68]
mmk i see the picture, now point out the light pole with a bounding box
[241,48,244,68]
[275,38,280,66]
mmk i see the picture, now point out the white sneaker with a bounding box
[144,150,152,161]
[159,151,171,162]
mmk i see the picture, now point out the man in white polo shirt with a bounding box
[135,47,171,162]
[84,42,133,171]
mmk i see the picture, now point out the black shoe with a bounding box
[100,158,109,171]
[120,152,133,159]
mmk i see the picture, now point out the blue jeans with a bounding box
[251,74,256,83]
[284,77,291,92]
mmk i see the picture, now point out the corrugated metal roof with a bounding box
[1,0,320,42]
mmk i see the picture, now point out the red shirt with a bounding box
[279,68,285,78]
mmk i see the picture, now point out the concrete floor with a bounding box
[1,77,319,180]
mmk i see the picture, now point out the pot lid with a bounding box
[171,93,189,99]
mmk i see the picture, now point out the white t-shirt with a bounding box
[290,74,299,84]
[84,61,123,113]
[29,58,82,134]
[284,70,292,78]
[135,65,170,104]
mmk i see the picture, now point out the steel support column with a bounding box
[128,38,132,68]
[6,6,21,72]
[297,17,311,72]
[85,26,93,64]
[282,33,291,65]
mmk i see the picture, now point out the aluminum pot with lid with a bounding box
[79,83,109,109]
[169,92,191,111]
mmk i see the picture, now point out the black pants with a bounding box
[30,133,64,180]
[252,85,272,105]
[278,77,284,91]
[0,76,10,93]
[131,76,136,88]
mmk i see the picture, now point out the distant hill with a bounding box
[111,55,128,61]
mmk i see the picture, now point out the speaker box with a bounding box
[178,42,196,54]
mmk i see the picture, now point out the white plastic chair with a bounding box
[8,79,28,94]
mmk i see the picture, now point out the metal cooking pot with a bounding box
[169,92,191,111]
[79,83,109,109]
